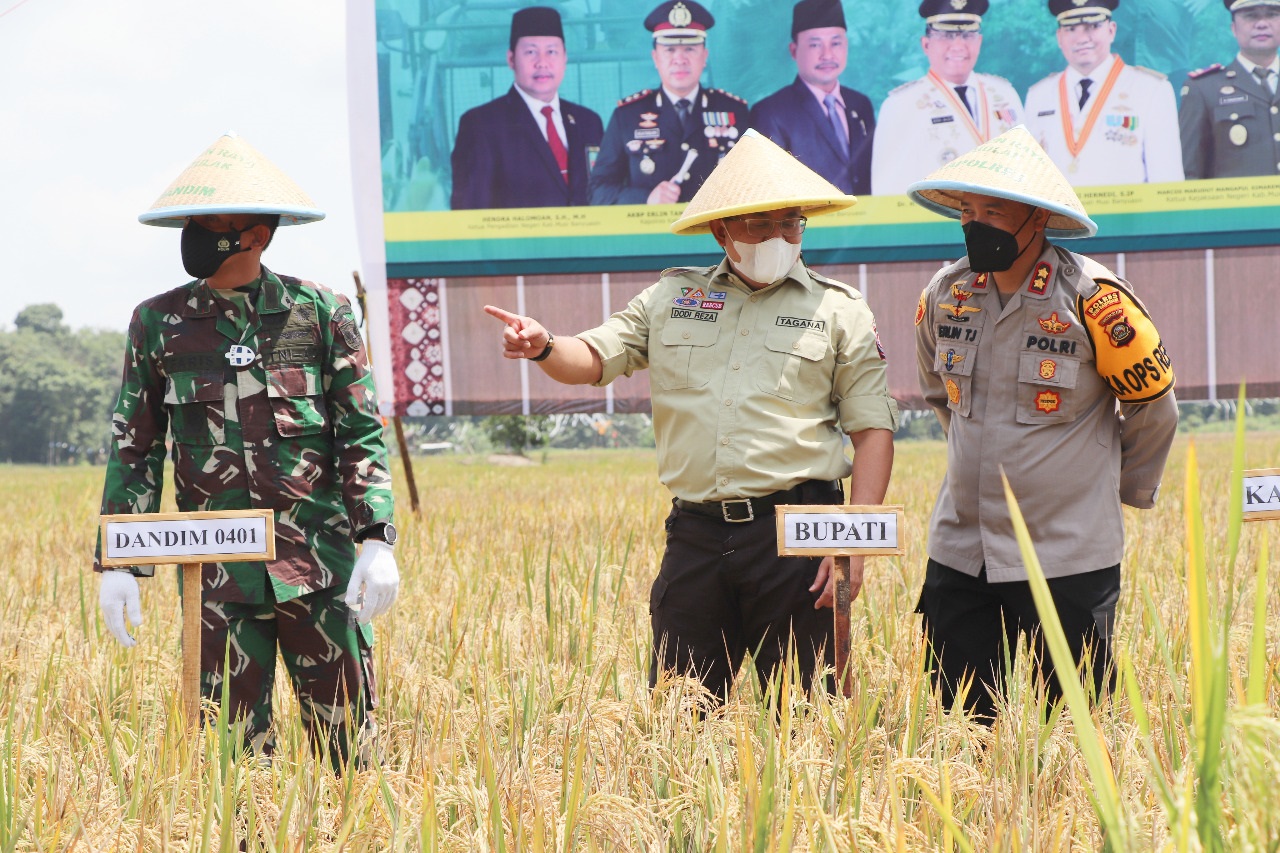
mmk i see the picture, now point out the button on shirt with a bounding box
[576,260,899,502]
[914,244,1178,582]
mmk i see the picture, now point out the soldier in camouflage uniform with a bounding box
[95,133,399,767]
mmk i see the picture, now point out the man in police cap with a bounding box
[1024,0,1183,186]
[451,6,604,209]
[589,0,749,205]
[871,0,1023,195]
[95,134,399,766]
[751,0,875,195]
[491,129,897,703]
[1180,0,1280,180]
[908,126,1178,721]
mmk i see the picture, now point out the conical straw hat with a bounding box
[670,128,856,235]
[907,125,1097,238]
[139,132,325,227]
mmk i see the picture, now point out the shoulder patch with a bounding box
[809,271,861,299]
[709,87,747,104]
[888,77,926,95]
[618,89,653,107]
[979,72,1014,86]
[1132,65,1168,81]
[333,303,364,352]
[1187,63,1224,80]
[1077,282,1173,404]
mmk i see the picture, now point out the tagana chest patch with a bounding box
[776,317,826,331]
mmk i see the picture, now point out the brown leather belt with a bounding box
[675,480,841,523]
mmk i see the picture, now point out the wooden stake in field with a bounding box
[100,509,275,725]
[775,504,904,697]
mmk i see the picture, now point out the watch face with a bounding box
[381,523,398,546]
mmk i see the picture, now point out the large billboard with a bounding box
[364,0,1280,278]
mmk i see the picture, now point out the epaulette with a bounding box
[659,265,714,279]
[807,268,861,299]
[708,87,747,104]
[1132,65,1167,81]
[978,71,1014,86]
[888,77,925,95]
[1187,63,1224,79]
[617,89,653,107]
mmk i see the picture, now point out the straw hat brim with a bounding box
[139,204,326,228]
[671,197,855,235]
[908,180,1097,238]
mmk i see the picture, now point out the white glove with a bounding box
[345,540,399,624]
[99,570,142,647]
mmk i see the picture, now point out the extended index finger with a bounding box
[484,305,523,327]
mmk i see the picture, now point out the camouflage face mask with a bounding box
[181,219,247,280]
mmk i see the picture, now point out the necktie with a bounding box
[1078,78,1094,110]
[675,98,692,133]
[541,105,568,183]
[954,85,974,118]
[824,93,850,159]
[1254,65,1274,94]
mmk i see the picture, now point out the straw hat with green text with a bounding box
[906,125,1098,238]
[670,128,857,235]
[139,132,325,228]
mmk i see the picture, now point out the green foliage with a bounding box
[480,414,553,456]
[0,305,125,465]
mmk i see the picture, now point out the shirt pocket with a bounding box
[1015,353,1082,425]
[266,364,329,437]
[934,342,976,419]
[757,326,831,403]
[653,322,721,391]
[1213,98,1255,126]
[164,373,226,446]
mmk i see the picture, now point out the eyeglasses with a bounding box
[725,216,807,241]
[928,30,980,42]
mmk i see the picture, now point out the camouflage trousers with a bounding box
[198,584,377,768]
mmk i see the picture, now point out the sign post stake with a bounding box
[182,563,202,724]
[775,504,905,701]
[100,509,275,729]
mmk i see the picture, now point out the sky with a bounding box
[0,0,362,333]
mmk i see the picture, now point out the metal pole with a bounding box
[353,271,421,514]
[182,563,202,726]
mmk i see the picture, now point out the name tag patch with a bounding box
[670,308,718,322]
[776,317,825,331]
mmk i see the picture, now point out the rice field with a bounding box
[1,431,1278,851]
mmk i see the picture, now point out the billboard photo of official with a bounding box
[870,0,1023,196]
[588,1,749,205]
[450,7,604,209]
[1179,0,1280,180]
[1024,0,1184,186]
[750,0,874,196]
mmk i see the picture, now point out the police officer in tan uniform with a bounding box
[907,126,1178,721]
[1024,0,1184,186]
[871,0,1023,195]
[489,130,898,702]
[1180,0,1280,179]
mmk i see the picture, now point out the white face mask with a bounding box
[729,236,801,285]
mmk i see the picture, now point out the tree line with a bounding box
[0,305,125,465]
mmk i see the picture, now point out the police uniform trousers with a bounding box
[198,583,377,767]
[915,559,1120,722]
[649,480,842,702]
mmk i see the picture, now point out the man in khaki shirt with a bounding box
[908,126,1178,721]
[487,130,898,702]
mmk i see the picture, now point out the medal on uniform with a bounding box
[225,345,256,367]
[1230,124,1248,146]
[1058,57,1126,169]
[1069,158,1079,174]
[640,155,655,175]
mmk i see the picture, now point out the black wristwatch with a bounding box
[357,522,397,547]
[529,333,555,362]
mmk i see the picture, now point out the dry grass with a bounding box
[0,434,1278,851]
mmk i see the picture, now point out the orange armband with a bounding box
[1078,281,1175,404]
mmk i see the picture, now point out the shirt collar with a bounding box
[1066,53,1115,93]
[662,85,700,108]
[712,256,813,293]
[1236,52,1280,77]
[513,84,561,116]
[802,78,843,108]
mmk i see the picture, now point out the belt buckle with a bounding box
[721,498,754,523]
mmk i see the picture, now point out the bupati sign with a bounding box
[775,505,905,557]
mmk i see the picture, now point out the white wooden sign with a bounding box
[99,509,275,567]
[1243,469,1280,523]
[775,505,905,557]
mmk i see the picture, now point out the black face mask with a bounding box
[962,209,1036,273]
[181,220,247,279]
